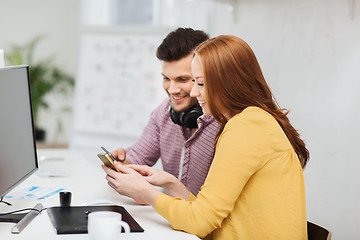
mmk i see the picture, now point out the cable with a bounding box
[0,197,12,206]
[0,207,47,217]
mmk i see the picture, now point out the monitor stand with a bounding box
[0,203,43,234]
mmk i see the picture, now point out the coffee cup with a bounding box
[88,211,130,240]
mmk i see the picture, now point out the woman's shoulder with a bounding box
[224,106,283,140]
[224,106,292,152]
[228,106,274,126]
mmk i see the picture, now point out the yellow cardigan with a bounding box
[155,107,307,240]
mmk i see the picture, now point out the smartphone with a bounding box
[101,146,120,163]
[97,146,121,172]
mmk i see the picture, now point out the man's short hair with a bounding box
[156,28,209,62]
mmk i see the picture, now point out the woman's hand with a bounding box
[127,164,175,187]
[102,162,161,207]
[127,165,191,200]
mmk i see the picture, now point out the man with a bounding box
[112,28,218,196]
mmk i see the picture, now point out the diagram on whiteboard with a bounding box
[73,32,164,138]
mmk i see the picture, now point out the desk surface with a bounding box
[0,149,199,240]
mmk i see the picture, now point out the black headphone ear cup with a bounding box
[181,105,203,128]
[170,105,203,128]
[170,106,181,125]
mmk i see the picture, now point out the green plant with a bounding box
[5,36,75,131]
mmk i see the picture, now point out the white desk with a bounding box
[0,149,199,240]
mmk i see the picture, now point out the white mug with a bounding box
[88,211,130,240]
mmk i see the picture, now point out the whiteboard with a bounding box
[72,30,166,146]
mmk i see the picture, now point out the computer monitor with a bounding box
[0,65,38,200]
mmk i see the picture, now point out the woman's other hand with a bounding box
[102,162,161,206]
[128,164,191,200]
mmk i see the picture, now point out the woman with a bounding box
[103,35,309,239]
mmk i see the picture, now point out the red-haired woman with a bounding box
[103,35,309,240]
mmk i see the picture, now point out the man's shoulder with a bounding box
[150,98,173,126]
[152,98,171,115]
[158,97,172,111]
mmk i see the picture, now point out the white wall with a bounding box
[215,0,359,238]
[0,0,79,144]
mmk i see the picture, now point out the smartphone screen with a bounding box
[101,146,118,162]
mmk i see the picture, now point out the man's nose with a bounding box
[169,81,181,94]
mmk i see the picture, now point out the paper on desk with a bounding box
[4,186,66,200]
[36,161,69,177]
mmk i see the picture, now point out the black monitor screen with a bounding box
[0,65,38,199]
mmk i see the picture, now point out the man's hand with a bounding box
[111,148,129,164]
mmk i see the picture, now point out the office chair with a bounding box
[307,221,332,240]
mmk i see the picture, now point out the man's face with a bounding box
[162,54,197,112]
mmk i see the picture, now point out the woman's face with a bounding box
[190,55,210,116]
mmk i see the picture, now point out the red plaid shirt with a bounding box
[126,98,219,195]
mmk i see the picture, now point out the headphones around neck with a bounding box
[169,105,203,129]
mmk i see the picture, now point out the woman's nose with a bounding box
[190,84,199,97]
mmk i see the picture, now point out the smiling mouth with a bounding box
[172,96,187,103]
[198,100,206,107]
[173,96,184,99]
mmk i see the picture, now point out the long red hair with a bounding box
[194,35,309,168]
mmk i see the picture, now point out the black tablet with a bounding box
[47,205,144,234]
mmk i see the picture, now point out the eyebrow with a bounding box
[161,73,193,80]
